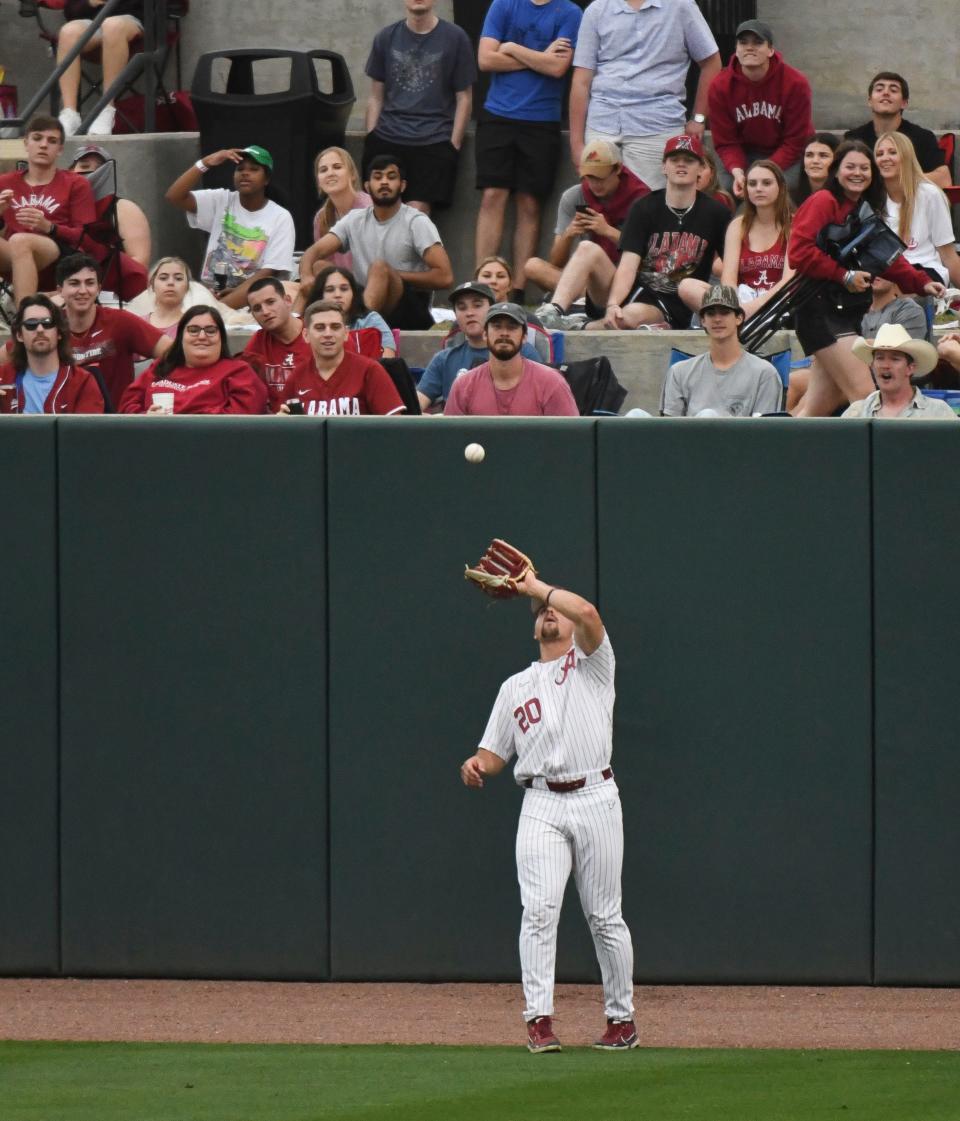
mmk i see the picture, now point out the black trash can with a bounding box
[191,49,356,249]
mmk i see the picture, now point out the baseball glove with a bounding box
[464,538,536,599]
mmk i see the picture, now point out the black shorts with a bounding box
[629,286,693,329]
[362,132,460,209]
[795,284,871,355]
[385,282,434,330]
[474,111,562,198]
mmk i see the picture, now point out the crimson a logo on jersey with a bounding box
[554,648,576,685]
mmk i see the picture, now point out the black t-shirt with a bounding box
[844,119,946,173]
[619,190,731,295]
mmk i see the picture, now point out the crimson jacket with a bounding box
[118,356,269,414]
[0,362,105,414]
[707,51,813,175]
[788,190,930,293]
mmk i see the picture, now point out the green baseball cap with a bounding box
[240,145,274,172]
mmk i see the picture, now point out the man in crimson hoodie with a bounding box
[706,19,812,199]
[0,295,104,415]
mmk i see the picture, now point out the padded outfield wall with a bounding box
[0,416,957,986]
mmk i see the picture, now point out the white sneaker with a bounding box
[88,105,116,136]
[533,301,565,330]
[59,107,82,137]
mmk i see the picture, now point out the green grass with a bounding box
[1,1042,958,1121]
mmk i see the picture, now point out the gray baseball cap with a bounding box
[736,19,774,44]
[449,281,495,307]
[700,284,744,316]
[484,301,527,327]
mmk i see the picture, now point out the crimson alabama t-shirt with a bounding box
[280,350,404,416]
[243,327,313,409]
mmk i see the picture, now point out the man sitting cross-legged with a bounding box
[528,139,649,330]
[0,116,95,304]
[298,155,453,330]
[598,135,730,332]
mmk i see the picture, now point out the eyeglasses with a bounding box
[185,324,219,337]
[21,317,56,331]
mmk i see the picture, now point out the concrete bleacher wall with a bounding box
[3,3,957,131]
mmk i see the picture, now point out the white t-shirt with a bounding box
[330,204,442,286]
[188,189,296,288]
[884,181,954,281]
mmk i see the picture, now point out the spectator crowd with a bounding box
[1,1,958,421]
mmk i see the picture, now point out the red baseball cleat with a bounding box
[526,1015,561,1054]
[593,1019,639,1050]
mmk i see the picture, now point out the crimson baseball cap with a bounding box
[663,134,706,163]
[240,145,274,171]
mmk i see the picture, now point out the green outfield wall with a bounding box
[0,416,957,986]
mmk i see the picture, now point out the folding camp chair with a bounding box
[24,0,189,133]
[75,157,148,303]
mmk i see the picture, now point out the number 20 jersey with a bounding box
[479,634,615,785]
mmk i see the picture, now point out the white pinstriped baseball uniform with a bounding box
[480,632,634,1023]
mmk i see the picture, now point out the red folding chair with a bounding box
[25,0,188,131]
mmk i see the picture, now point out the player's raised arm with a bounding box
[460,749,507,788]
[517,570,604,655]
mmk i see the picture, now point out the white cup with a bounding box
[152,391,175,415]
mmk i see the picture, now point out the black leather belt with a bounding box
[524,767,613,793]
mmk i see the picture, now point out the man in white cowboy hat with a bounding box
[844,323,956,418]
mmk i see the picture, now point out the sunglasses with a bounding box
[21,317,56,331]
[185,324,219,337]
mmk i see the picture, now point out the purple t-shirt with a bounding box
[444,358,578,416]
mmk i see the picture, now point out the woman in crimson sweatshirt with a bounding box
[118,306,268,415]
[788,140,944,417]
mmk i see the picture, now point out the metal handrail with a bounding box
[6,0,169,135]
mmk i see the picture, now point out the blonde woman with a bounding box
[126,256,233,338]
[474,255,514,303]
[875,131,960,287]
[311,146,372,273]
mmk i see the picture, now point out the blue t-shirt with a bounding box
[21,369,57,415]
[482,0,582,122]
[418,337,540,405]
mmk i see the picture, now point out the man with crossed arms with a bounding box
[461,571,637,1053]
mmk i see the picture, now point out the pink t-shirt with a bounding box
[443,359,578,417]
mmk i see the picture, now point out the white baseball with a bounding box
[464,442,486,464]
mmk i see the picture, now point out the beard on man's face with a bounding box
[489,336,521,360]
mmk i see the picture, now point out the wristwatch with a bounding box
[692,113,707,125]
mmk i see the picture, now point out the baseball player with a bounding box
[460,569,637,1053]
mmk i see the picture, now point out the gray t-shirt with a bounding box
[330,205,443,286]
[365,19,477,145]
[555,183,586,236]
[661,349,783,417]
[860,297,930,343]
